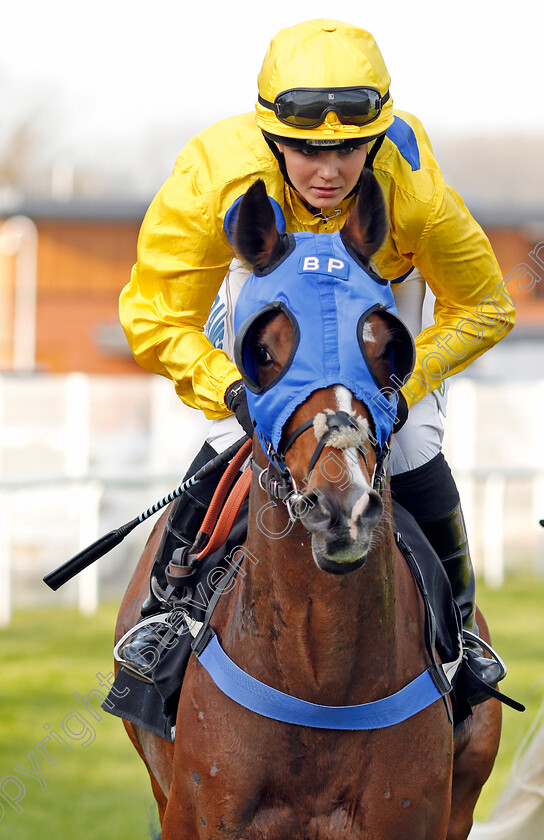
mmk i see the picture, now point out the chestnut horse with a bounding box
[115,174,501,839]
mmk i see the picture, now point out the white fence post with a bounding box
[448,379,479,569]
[533,476,544,576]
[65,373,90,477]
[533,383,544,575]
[0,377,4,476]
[0,490,12,627]
[482,475,506,588]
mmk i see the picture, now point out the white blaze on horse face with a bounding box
[349,493,370,541]
[333,386,373,539]
[362,320,376,344]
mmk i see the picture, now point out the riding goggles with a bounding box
[258,87,390,129]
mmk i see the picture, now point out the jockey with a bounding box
[119,19,513,694]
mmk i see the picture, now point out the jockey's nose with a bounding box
[317,153,340,181]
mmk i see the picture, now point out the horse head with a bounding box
[232,172,415,574]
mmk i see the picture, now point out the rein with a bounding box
[252,409,390,519]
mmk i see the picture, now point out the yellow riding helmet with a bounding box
[256,19,394,144]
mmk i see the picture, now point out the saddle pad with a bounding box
[102,500,461,739]
[102,666,176,742]
[102,505,249,740]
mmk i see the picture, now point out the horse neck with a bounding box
[233,477,418,702]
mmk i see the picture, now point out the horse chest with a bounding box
[180,777,447,840]
[174,681,451,840]
[238,806,437,840]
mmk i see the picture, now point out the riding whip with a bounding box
[43,435,250,591]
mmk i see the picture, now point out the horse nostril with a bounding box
[344,489,382,542]
[298,491,333,532]
[353,489,382,527]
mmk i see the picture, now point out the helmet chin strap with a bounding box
[262,132,295,189]
[364,133,386,170]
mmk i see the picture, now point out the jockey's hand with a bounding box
[225,380,254,438]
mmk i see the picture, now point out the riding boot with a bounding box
[418,502,504,699]
[390,453,504,702]
[121,441,227,677]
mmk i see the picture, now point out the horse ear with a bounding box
[233,179,288,273]
[340,168,388,265]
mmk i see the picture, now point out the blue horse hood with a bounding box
[234,231,399,454]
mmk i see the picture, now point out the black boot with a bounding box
[418,502,504,702]
[140,491,209,617]
[391,454,504,703]
[120,441,227,678]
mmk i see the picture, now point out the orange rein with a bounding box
[195,438,252,560]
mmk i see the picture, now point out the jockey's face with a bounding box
[277,143,368,209]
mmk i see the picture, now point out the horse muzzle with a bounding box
[295,485,383,575]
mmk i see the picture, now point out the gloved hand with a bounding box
[225,380,254,438]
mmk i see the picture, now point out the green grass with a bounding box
[473,574,544,822]
[1,577,543,836]
[0,604,155,840]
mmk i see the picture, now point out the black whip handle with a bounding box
[43,435,250,591]
[43,519,140,591]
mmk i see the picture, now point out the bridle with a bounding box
[251,408,390,522]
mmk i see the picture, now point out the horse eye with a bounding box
[255,344,273,366]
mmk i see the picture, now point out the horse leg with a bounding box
[114,511,175,828]
[124,720,174,826]
[449,610,502,840]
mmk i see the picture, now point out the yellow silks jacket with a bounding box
[119,110,514,418]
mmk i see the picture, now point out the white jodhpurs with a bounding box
[389,267,447,476]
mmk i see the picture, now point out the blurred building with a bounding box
[0,197,543,376]
[483,213,544,334]
[0,199,147,373]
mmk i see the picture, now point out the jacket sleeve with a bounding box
[119,154,242,419]
[400,181,515,406]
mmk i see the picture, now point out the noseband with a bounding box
[252,409,390,520]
